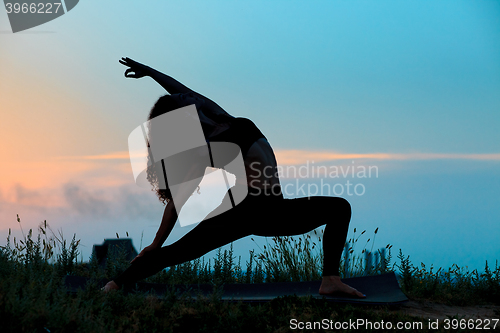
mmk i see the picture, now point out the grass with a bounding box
[395,249,500,306]
[0,216,498,332]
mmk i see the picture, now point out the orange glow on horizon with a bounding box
[274,150,500,165]
[2,147,499,208]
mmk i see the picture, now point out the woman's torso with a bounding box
[208,117,281,196]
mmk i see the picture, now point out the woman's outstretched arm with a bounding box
[130,159,206,263]
[119,57,233,120]
[130,199,177,264]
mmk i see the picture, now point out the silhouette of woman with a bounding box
[103,57,365,298]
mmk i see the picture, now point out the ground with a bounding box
[384,300,500,321]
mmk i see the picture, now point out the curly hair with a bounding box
[145,95,180,205]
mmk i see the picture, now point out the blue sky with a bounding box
[1,0,499,272]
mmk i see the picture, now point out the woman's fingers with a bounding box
[124,68,136,78]
[120,57,146,79]
[124,68,134,77]
[119,57,137,67]
[125,68,143,78]
[122,57,139,66]
[119,57,132,65]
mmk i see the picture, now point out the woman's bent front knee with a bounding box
[338,197,351,221]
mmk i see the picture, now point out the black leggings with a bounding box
[113,189,351,287]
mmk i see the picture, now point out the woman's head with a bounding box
[148,93,205,121]
[146,93,206,204]
[146,95,177,204]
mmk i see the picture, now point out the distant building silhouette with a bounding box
[92,239,138,268]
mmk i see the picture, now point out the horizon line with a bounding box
[56,150,500,165]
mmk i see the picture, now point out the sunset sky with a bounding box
[1,0,499,271]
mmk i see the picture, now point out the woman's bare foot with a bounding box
[319,275,366,298]
[102,280,120,293]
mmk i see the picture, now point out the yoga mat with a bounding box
[64,272,407,305]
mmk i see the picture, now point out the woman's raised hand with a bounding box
[119,57,151,79]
